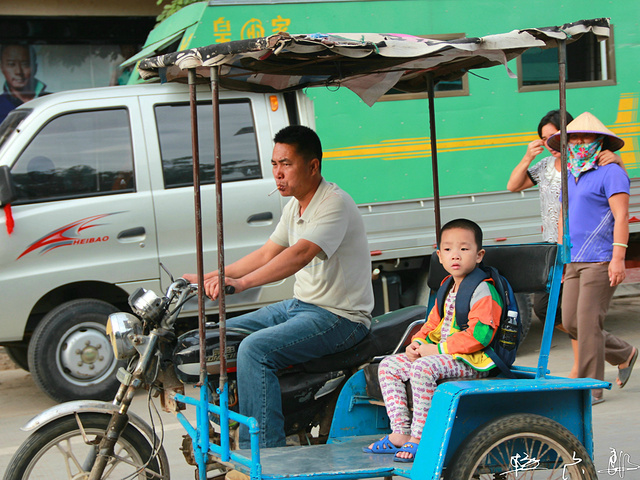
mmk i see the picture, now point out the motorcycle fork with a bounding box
[88,406,131,480]
[89,333,159,479]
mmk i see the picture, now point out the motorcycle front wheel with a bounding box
[4,413,163,480]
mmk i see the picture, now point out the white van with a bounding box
[0,83,309,401]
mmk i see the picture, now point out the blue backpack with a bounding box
[435,265,521,378]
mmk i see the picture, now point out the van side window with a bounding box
[155,100,261,188]
[11,109,135,203]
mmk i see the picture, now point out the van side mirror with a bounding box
[0,165,17,206]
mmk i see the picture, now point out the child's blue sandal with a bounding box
[362,435,400,454]
[394,442,419,463]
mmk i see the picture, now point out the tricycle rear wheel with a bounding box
[445,413,596,479]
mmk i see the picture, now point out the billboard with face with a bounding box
[0,44,135,123]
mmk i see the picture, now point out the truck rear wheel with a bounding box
[27,299,123,402]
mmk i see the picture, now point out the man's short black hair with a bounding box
[537,109,574,138]
[439,218,483,250]
[273,125,322,169]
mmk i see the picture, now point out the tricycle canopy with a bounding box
[138,18,609,106]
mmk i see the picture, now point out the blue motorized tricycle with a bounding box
[5,18,611,480]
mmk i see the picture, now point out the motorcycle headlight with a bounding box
[106,312,143,360]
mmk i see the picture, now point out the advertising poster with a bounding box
[0,44,136,123]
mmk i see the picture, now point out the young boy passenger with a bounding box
[364,219,503,462]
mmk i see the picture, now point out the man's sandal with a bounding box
[362,435,401,454]
[394,442,419,463]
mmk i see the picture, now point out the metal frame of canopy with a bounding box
[138,18,610,480]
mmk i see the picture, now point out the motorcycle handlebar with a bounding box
[166,277,191,298]
[176,280,234,295]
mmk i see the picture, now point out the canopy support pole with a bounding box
[188,69,212,480]
[558,39,571,262]
[427,73,441,242]
[210,65,228,394]
[210,65,231,462]
[187,69,207,387]
[536,39,570,379]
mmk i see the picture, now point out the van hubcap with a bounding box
[59,324,114,380]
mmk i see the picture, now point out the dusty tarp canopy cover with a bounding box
[138,18,610,106]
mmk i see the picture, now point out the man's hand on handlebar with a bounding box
[182,272,240,300]
[181,273,203,285]
[206,275,243,299]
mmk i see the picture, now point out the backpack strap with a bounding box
[435,275,454,320]
[484,348,515,378]
[479,266,516,378]
[483,266,509,312]
[447,267,490,330]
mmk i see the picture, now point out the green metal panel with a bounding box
[138,0,640,204]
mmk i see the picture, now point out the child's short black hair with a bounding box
[439,218,483,249]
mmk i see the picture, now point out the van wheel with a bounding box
[27,299,123,402]
[5,343,30,371]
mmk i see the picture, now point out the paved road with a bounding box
[1,294,639,479]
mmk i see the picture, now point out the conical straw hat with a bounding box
[547,111,624,152]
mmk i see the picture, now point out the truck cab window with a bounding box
[518,31,616,91]
[11,109,135,203]
[155,100,262,188]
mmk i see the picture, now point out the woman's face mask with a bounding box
[567,134,604,178]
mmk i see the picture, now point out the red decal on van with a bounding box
[17,214,118,259]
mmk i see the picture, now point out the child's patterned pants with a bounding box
[379,353,487,439]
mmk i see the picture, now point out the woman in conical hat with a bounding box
[507,110,624,378]
[549,112,637,404]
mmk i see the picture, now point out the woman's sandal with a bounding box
[394,442,419,463]
[362,435,401,454]
[617,347,638,389]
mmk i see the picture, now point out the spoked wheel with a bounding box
[4,413,163,480]
[446,413,597,480]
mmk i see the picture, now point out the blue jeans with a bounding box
[226,299,369,448]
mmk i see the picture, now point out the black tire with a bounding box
[4,343,29,371]
[515,292,532,343]
[3,413,161,480]
[446,413,597,479]
[27,299,124,402]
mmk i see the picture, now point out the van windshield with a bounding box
[0,109,31,153]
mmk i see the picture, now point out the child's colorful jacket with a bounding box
[412,272,503,371]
